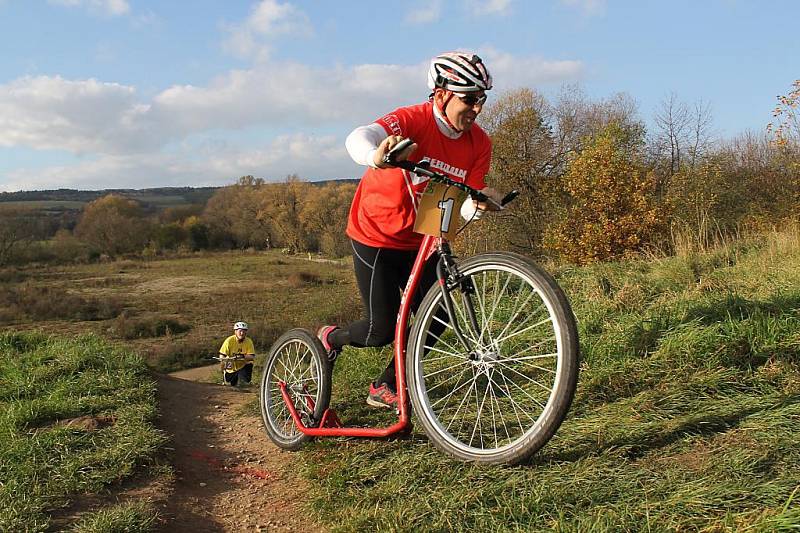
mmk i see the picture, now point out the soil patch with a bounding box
[155,371,323,532]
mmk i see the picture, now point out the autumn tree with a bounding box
[478,88,561,253]
[203,176,273,248]
[552,87,645,156]
[257,176,313,252]
[768,80,800,148]
[300,181,356,256]
[74,195,152,256]
[550,123,666,264]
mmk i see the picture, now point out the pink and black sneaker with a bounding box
[316,325,341,362]
[367,382,398,409]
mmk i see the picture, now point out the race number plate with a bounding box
[413,181,467,240]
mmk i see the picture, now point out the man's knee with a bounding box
[363,329,394,347]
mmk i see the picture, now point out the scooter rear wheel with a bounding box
[260,328,331,450]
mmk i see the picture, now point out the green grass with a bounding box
[292,231,800,532]
[0,332,166,532]
[69,500,157,533]
[5,238,800,530]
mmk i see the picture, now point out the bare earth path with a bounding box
[154,367,324,532]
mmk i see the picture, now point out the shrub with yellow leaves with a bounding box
[549,123,667,264]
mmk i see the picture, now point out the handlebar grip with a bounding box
[384,138,415,166]
[501,190,520,206]
[471,191,489,202]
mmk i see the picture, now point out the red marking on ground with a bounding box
[189,450,274,480]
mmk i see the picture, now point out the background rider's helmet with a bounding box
[233,321,249,330]
[427,51,492,93]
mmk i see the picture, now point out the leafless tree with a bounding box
[687,99,715,169]
[0,209,35,265]
[653,92,691,178]
[652,93,715,195]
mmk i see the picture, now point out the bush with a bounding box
[110,314,191,340]
[550,122,667,264]
[0,284,123,324]
[287,271,321,287]
[49,230,95,263]
[150,338,215,372]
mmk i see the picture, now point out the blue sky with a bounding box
[0,0,798,192]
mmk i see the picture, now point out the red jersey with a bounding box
[346,101,492,250]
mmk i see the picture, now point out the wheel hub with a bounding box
[470,346,499,374]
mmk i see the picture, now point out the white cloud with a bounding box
[560,0,606,17]
[222,0,313,60]
[481,48,584,88]
[2,133,357,191]
[149,61,423,135]
[0,76,153,154]
[468,0,513,16]
[48,0,131,16]
[405,0,443,24]
[1,52,583,152]
[0,49,584,190]
[0,61,425,158]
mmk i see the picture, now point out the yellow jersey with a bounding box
[218,335,255,373]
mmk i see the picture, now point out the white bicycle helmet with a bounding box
[233,321,249,330]
[427,51,492,93]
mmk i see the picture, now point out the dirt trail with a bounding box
[154,367,324,532]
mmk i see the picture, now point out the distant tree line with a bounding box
[1,81,798,267]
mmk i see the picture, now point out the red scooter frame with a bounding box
[278,233,440,438]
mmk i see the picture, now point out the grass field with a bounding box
[0,332,166,532]
[3,237,800,531]
[0,250,360,372]
[295,230,800,532]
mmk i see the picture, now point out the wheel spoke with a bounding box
[492,317,552,345]
[430,366,474,407]
[469,375,491,447]
[443,371,478,433]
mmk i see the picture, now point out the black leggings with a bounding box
[223,362,253,386]
[331,239,439,386]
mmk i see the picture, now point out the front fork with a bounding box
[435,241,481,354]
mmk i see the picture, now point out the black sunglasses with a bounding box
[454,92,488,107]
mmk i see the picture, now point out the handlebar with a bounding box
[209,355,252,362]
[384,141,518,209]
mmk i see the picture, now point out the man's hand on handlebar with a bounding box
[376,137,519,213]
[374,136,417,168]
[475,187,505,211]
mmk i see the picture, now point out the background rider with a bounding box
[219,321,255,387]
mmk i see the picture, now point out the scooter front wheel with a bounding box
[406,252,579,465]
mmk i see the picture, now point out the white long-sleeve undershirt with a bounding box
[345,123,388,168]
